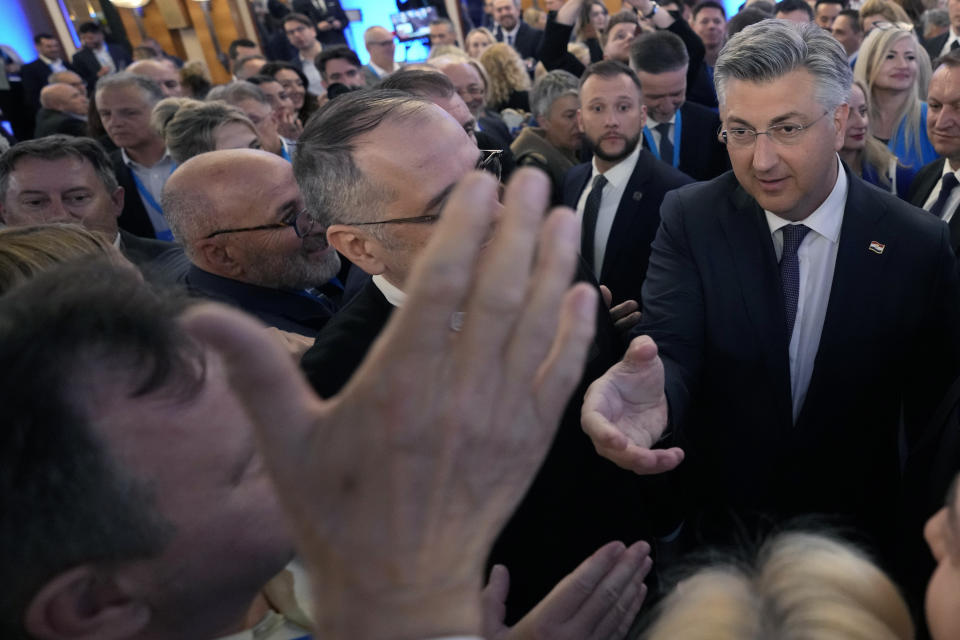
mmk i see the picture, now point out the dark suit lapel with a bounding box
[910,158,944,208]
[800,174,887,422]
[718,184,794,422]
[599,152,653,282]
[563,163,591,209]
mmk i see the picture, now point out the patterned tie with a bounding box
[507,33,514,46]
[929,173,959,219]
[655,122,673,164]
[581,174,608,273]
[780,224,811,335]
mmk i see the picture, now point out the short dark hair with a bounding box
[630,30,689,74]
[228,38,257,60]
[815,0,847,8]
[775,0,814,19]
[934,47,960,70]
[693,0,727,19]
[77,21,103,35]
[602,10,640,47]
[282,12,314,29]
[430,17,455,28]
[0,135,118,205]
[261,60,311,91]
[727,7,772,36]
[315,45,362,78]
[835,8,862,30]
[33,32,56,45]
[380,68,456,98]
[246,74,279,87]
[580,59,643,93]
[0,261,202,638]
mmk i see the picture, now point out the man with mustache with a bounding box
[562,60,692,307]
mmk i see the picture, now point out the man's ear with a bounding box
[194,239,245,279]
[327,225,386,276]
[110,187,124,219]
[832,102,850,152]
[24,566,150,640]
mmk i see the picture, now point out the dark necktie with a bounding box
[496,28,504,42]
[780,224,811,335]
[929,173,959,219]
[507,33,514,46]
[952,40,959,51]
[581,174,608,273]
[655,122,673,164]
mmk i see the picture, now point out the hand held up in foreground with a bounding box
[582,335,684,475]
[184,168,597,640]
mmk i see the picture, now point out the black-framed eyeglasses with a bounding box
[203,207,315,239]
[346,149,503,227]
[718,112,829,148]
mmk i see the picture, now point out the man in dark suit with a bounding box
[291,0,349,46]
[71,21,131,91]
[582,21,960,596]
[163,149,343,336]
[493,0,543,61]
[20,33,75,113]
[923,2,959,64]
[295,89,656,622]
[563,61,693,308]
[34,83,89,138]
[630,30,729,180]
[0,135,187,284]
[909,50,960,255]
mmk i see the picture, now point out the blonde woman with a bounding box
[854,24,935,185]
[480,42,531,112]
[841,80,911,197]
[465,27,496,59]
[859,0,914,34]
[151,98,261,164]
[644,533,914,640]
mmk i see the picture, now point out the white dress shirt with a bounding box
[92,44,116,73]
[498,23,521,47]
[575,144,642,276]
[38,54,66,73]
[300,55,325,95]
[121,147,175,237]
[922,159,960,223]
[646,112,676,149]
[373,274,407,307]
[764,155,847,422]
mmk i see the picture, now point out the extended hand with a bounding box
[600,285,641,334]
[483,541,652,640]
[582,335,683,474]
[184,168,597,639]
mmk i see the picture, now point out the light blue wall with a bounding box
[344,0,430,65]
[0,1,38,61]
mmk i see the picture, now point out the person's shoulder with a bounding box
[637,149,695,188]
[680,100,720,125]
[850,174,944,237]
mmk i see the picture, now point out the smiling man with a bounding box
[562,60,692,307]
[909,50,960,255]
[581,20,960,591]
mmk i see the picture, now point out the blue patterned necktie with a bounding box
[780,224,811,335]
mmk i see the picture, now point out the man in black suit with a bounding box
[493,0,543,61]
[582,21,960,593]
[291,0,349,46]
[295,89,655,622]
[630,30,729,180]
[162,149,343,336]
[563,61,693,308]
[71,21,130,91]
[0,135,186,284]
[909,50,960,255]
[34,83,89,138]
[923,0,960,63]
[20,33,75,114]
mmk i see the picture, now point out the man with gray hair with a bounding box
[511,69,582,203]
[582,19,960,581]
[97,72,174,239]
[207,81,291,160]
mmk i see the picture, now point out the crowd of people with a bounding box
[3,0,960,638]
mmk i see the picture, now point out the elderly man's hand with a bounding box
[482,541,652,640]
[582,335,684,475]
[183,168,597,640]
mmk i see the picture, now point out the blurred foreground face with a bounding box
[925,474,960,640]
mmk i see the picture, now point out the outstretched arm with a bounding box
[183,168,597,640]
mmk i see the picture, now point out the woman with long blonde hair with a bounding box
[854,24,935,184]
[480,42,532,112]
[840,80,911,198]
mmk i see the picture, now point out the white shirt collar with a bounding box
[764,154,846,245]
[589,143,642,189]
[120,147,173,170]
[942,157,960,177]
[372,274,407,307]
[369,60,395,78]
[500,22,521,39]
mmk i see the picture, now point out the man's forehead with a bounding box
[582,74,640,99]
[932,65,960,94]
[9,156,101,189]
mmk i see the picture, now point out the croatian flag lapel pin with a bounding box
[869,240,885,255]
